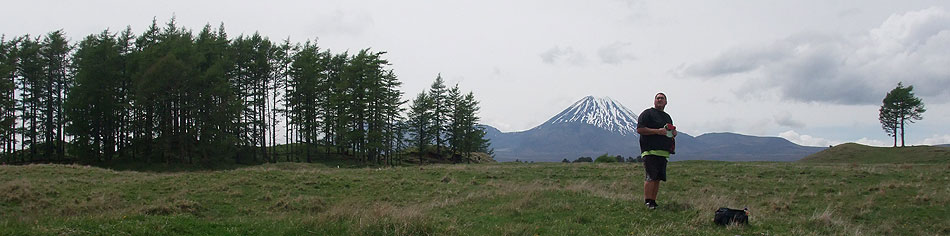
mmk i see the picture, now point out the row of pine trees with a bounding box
[407,75,491,162]
[0,18,489,166]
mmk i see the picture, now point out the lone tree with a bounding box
[879,82,925,147]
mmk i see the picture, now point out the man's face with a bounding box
[654,94,667,110]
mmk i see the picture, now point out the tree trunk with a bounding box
[306,136,312,163]
[260,90,267,163]
[892,126,898,147]
[284,103,289,162]
[899,116,905,147]
[46,70,54,161]
[30,104,36,161]
[59,82,66,161]
[892,127,897,147]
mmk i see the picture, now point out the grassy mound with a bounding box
[799,143,950,164]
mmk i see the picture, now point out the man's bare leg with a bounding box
[644,181,659,201]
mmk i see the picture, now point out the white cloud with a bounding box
[683,7,950,105]
[780,130,895,147]
[310,9,374,37]
[920,134,950,145]
[854,137,890,147]
[773,112,805,129]
[779,130,837,147]
[539,46,587,66]
[540,42,638,66]
[597,41,637,65]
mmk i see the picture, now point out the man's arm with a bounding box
[637,111,663,136]
[637,127,664,136]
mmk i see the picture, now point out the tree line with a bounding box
[559,153,641,163]
[0,18,489,166]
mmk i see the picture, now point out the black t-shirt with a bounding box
[638,108,673,153]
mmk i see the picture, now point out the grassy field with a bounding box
[1,160,948,235]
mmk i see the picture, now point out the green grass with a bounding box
[2,161,949,235]
[800,143,950,164]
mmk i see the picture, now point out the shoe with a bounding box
[646,201,657,210]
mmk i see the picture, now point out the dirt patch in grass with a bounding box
[315,201,436,235]
[563,180,628,201]
[807,206,866,234]
[142,198,203,216]
[1,179,53,216]
[1,179,38,203]
[272,195,328,213]
[60,192,125,216]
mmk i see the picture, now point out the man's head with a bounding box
[654,93,667,110]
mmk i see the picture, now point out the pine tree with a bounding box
[40,30,71,161]
[287,41,326,163]
[353,51,376,162]
[879,101,899,147]
[879,82,925,147]
[271,39,292,162]
[282,42,299,162]
[16,36,43,162]
[407,91,433,158]
[446,85,463,157]
[231,33,275,162]
[380,63,404,165]
[66,30,124,162]
[459,92,489,160]
[115,27,135,160]
[229,35,252,162]
[326,52,349,156]
[192,24,240,165]
[427,74,448,156]
[355,49,402,164]
[341,51,367,161]
[442,84,489,162]
[132,17,198,163]
[0,36,18,162]
[129,18,163,163]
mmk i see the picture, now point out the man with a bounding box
[637,92,676,210]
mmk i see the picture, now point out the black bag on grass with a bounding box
[714,207,749,225]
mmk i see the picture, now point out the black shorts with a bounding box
[643,155,668,182]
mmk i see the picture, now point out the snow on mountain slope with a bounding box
[543,96,640,136]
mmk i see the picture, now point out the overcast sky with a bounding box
[4,0,949,146]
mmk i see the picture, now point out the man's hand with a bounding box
[637,127,676,136]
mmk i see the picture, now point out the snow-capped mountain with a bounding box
[543,96,640,136]
[484,95,825,162]
[485,95,652,162]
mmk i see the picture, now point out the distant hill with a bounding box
[486,96,824,162]
[799,143,950,163]
[678,133,825,162]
